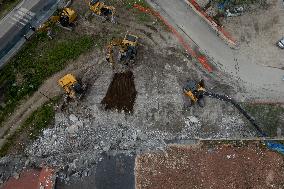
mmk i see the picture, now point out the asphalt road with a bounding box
[0,0,58,67]
[147,0,284,101]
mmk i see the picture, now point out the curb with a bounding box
[184,0,238,49]
[0,0,62,69]
[133,4,213,72]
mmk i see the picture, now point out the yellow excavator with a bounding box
[183,80,206,107]
[183,79,266,136]
[58,74,85,99]
[37,7,77,33]
[106,34,139,66]
[88,0,115,22]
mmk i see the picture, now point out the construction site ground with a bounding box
[136,142,284,189]
[0,0,284,188]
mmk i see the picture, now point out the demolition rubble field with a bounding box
[0,0,284,187]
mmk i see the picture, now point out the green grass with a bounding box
[243,103,284,136]
[0,0,21,19]
[122,0,150,9]
[109,0,152,23]
[0,100,55,157]
[0,28,95,127]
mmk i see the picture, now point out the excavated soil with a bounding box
[135,144,284,189]
[101,71,137,113]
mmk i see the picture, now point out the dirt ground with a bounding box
[222,0,284,69]
[0,0,283,187]
[135,143,284,189]
[102,71,137,113]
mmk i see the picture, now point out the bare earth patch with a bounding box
[135,143,284,189]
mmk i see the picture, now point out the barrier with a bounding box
[133,4,213,72]
[184,0,237,48]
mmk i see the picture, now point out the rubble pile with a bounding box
[24,49,254,176]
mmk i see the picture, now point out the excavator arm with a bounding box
[184,80,267,137]
[202,91,267,137]
[106,38,123,65]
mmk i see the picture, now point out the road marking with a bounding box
[9,7,35,26]
[10,17,26,26]
[19,7,35,17]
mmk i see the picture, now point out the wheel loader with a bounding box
[37,7,77,33]
[58,74,85,99]
[88,0,115,22]
[106,34,139,66]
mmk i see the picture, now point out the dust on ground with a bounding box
[222,0,284,69]
[20,40,255,185]
[135,143,284,189]
[0,0,276,186]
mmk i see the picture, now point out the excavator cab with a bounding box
[120,34,138,62]
[122,34,139,47]
[58,74,84,99]
[183,80,205,107]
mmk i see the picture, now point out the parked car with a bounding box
[277,37,284,49]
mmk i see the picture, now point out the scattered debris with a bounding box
[135,144,284,189]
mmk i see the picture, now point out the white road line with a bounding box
[19,7,35,17]
[9,8,35,26]
[10,17,26,26]
[14,14,29,23]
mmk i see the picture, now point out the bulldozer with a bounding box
[37,7,77,33]
[183,79,266,137]
[58,74,85,99]
[88,0,115,22]
[106,34,139,66]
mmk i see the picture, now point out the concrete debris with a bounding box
[186,116,199,123]
[66,125,79,135]
[0,21,258,184]
[12,172,19,180]
[69,114,79,123]
[12,47,254,182]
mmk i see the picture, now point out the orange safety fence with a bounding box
[133,4,213,72]
[186,0,237,45]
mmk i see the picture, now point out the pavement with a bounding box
[0,0,59,68]
[146,0,284,102]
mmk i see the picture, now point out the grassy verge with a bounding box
[0,100,56,157]
[109,0,152,23]
[123,0,150,9]
[0,27,95,127]
[0,0,21,19]
[243,103,284,136]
